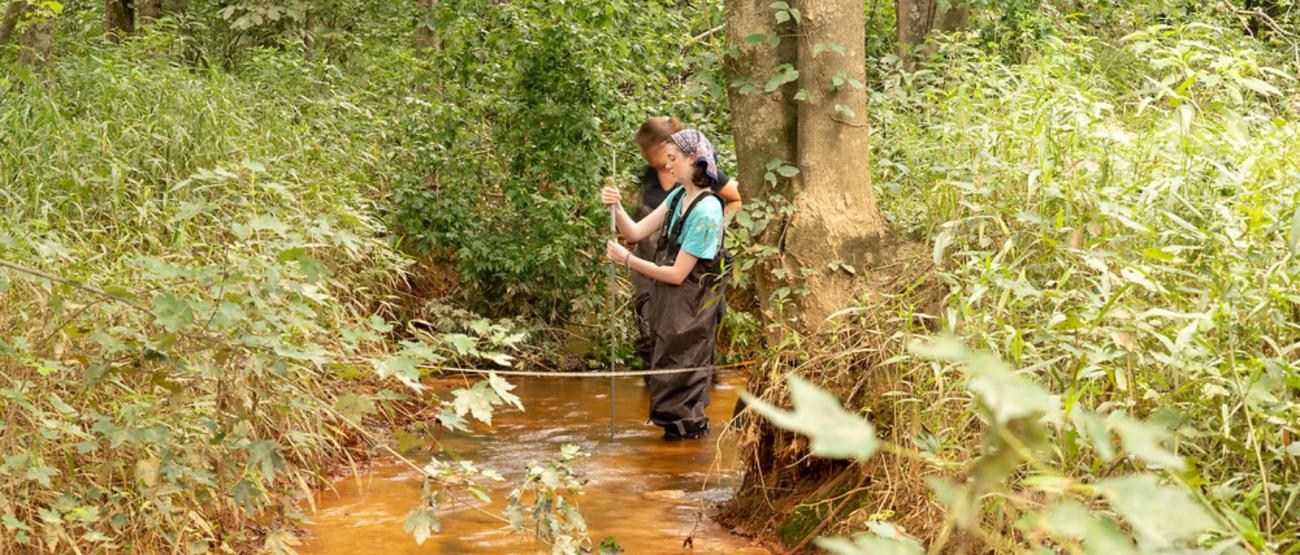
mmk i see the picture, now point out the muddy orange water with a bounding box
[301,372,770,554]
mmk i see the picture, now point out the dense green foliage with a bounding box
[388,0,731,319]
[2,0,1297,553]
[739,7,1299,553]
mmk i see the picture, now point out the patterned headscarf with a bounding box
[669,128,719,186]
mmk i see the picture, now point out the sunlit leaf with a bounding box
[740,375,877,460]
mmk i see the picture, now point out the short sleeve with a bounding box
[679,196,724,260]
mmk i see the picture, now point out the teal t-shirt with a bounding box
[664,187,723,260]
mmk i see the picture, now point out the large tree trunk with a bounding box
[789,0,890,327]
[0,1,25,45]
[16,2,51,66]
[723,0,799,327]
[104,0,133,42]
[722,0,798,204]
[724,0,891,329]
[895,0,967,63]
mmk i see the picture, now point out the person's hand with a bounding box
[606,239,630,264]
[600,181,622,207]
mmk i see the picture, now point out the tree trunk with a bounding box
[789,0,890,327]
[16,2,51,67]
[137,0,185,25]
[0,1,25,46]
[722,0,798,204]
[414,0,440,50]
[723,0,800,327]
[895,0,967,63]
[724,0,893,330]
[104,0,133,42]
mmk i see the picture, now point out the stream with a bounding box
[300,372,770,553]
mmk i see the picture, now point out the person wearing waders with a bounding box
[627,117,741,390]
[604,129,731,440]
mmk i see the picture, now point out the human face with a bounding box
[640,143,669,171]
[664,142,694,184]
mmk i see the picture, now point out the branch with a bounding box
[0,258,150,313]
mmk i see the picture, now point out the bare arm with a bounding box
[603,184,667,243]
[607,239,697,285]
[717,179,742,218]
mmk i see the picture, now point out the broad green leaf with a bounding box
[814,532,924,555]
[1096,475,1217,548]
[452,382,500,425]
[764,64,799,92]
[334,393,377,423]
[910,337,1058,425]
[25,465,58,487]
[152,294,194,332]
[1107,414,1184,470]
[487,372,524,410]
[403,509,439,545]
[740,374,877,460]
[264,531,302,555]
[1237,77,1280,96]
[443,333,478,356]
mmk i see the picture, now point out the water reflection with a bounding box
[301,372,767,554]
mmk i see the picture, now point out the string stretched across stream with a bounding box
[300,372,770,554]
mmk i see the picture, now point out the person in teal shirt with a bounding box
[603,129,730,440]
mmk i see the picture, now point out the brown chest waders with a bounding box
[645,187,731,439]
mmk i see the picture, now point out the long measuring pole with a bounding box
[608,148,617,441]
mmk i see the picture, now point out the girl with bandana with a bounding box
[603,129,731,440]
[627,117,741,382]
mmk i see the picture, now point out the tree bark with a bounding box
[789,0,890,327]
[723,0,798,204]
[0,0,25,46]
[104,0,133,42]
[16,2,51,67]
[724,0,894,329]
[414,0,440,50]
[895,0,967,63]
[137,0,185,25]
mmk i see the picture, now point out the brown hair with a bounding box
[634,116,683,148]
[664,138,714,190]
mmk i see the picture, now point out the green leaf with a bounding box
[776,165,799,178]
[1107,414,1185,470]
[452,382,500,425]
[263,530,302,555]
[443,333,478,356]
[814,528,923,555]
[368,315,394,333]
[152,294,194,332]
[436,403,468,432]
[1096,475,1218,548]
[487,372,524,410]
[764,64,799,92]
[1289,205,1299,255]
[740,375,877,460]
[25,465,59,487]
[910,337,1059,425]
[249,214,288,235]
[334,393,377,423]
[1237,77,1281,96]
[2,514,32,532]
[744,33,768,44]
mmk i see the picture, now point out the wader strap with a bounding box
[665,189,720,248]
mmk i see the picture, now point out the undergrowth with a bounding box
[727,18,1300,554]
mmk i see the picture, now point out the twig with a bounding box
[0,258,149,313]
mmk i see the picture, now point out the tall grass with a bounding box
[0,15,418,552]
